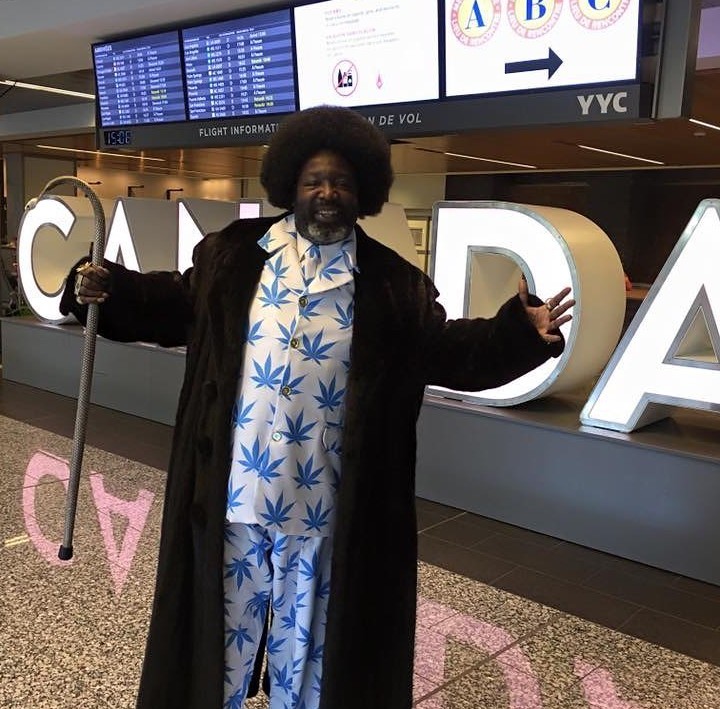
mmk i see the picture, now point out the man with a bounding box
[63,105,573,709]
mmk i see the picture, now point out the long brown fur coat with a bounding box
[61,216,561,708]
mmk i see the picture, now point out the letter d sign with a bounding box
[428,201,626,405]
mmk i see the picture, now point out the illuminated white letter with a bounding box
[17,197,75,322]
[428,201,625,405]
[582,199,720,432]
[177,201,204,272]
[104,201,140,271]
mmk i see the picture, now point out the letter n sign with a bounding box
[428,201,626,405]
[582,200,720,432]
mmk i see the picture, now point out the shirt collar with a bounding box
[257,214,296,255]
[258,214,359,274]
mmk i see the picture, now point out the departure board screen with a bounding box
[182,9,296,120]
[93,31,187,127]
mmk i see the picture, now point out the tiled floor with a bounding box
[1,375,720,708]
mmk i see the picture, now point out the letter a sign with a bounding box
[582,200,720,432]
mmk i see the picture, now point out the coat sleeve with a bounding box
[421,275,564,392]
[58,240,208,347]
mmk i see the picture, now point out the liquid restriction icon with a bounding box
[333,60,357,97]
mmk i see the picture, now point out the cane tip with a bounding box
[58,545,74,561]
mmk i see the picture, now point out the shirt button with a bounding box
[281,385,291,396]
[271,431,282,442]
[299,296,308,307]
[290,338,299,349]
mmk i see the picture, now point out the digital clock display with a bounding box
[103,129,133,146]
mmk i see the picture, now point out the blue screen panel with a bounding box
[93,31,187,128]
[182,9,296,121]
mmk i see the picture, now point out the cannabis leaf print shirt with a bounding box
[226,214,356,537]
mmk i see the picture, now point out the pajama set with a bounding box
[223,215,356,709]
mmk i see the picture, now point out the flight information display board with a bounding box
[294,0,439,110]
[182,9,296,120]
[93,0,674,150]
[93,31,187,127]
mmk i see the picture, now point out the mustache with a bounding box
[311,198,345,211]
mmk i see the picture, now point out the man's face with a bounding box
[294,150,359,245]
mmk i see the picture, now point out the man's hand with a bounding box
[518,277,575,344]
[73,262,111,305]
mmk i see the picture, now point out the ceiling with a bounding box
[1,0,720,180]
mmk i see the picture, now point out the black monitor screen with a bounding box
[182,9,296,121]
[93,31,187,127]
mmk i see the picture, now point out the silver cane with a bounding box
[29,176,106,561]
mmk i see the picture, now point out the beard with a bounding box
[302,221,351,245]
[295,201,357,245]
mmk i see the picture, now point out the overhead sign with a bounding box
[94,0,655,149]
[100,81,646,150]
[445,0,641,97]
[93,31,187,128]
[294,0,440,109]
[181,9,296,121]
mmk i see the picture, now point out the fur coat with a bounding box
[61,216,561,708]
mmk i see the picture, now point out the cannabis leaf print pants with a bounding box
[223,522,332,709]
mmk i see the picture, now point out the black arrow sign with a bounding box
[505,48,562,79]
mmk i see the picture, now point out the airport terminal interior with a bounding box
[2,0,720,707]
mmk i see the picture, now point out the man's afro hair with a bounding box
[260,105,394,218]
